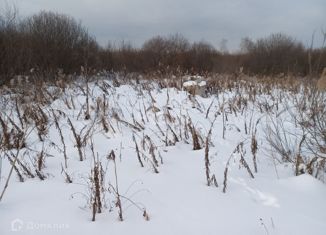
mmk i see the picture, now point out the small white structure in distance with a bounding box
[183,75,207,96]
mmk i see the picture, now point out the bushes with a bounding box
[241,33,307,75]
[21,11,99,73]
[0,9,98,80]
[0,5,21,78]
[0,6,326,81]
[141,35,217,73]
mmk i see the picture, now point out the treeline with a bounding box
[1,8,325,81]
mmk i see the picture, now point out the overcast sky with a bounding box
[9,0,326,51]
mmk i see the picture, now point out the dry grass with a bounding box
[0,71,325,219]
[317,68,326,91]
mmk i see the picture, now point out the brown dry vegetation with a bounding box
[1,7,326,84]
[317,68,326,91]
[0,71,325,221]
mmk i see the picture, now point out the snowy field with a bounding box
[0,75,325,235]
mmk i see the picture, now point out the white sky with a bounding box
[7,0,326,51]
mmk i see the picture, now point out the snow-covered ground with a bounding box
[0,76,325,235]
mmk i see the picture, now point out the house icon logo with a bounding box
[11,218,24,232]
